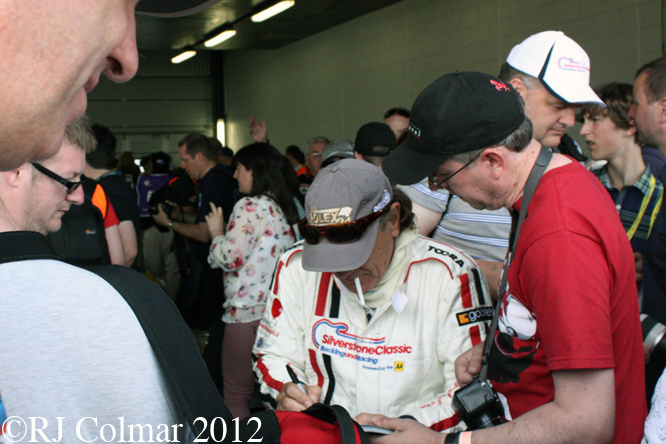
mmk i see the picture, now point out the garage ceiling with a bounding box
[136,0,403,51]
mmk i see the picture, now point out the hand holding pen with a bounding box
[286,364,308,394]
[276,364,322,411]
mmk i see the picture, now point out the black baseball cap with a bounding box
[136,0,223,17]
[383,71,524,185]
[354,122,397,157]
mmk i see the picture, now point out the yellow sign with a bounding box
[394,362,404,372]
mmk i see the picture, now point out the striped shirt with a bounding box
[398,179,511,262]
[592,164,664,254]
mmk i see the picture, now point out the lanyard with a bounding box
[624,175,661,240]
[478,146,552,382]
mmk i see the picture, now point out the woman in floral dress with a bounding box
[206,142,300,418]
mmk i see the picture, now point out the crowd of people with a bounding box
[0,0,664,442]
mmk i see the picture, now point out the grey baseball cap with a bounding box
[322,139,355,166]
[302,159,392,272]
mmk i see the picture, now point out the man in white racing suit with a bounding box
[252,159,491,432]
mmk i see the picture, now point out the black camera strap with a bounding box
[478,145,552,382]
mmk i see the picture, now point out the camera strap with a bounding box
[478,145,552,382]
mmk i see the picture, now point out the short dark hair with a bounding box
[636,56,666,103]
[286,145,306,165]
[208,137,223,157]
[577,83,636,142]
[384,107,410,119]
[497,63,540,90]
[87,123,117,169]
[179,133,216,162]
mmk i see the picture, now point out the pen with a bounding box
[285,365,308,394]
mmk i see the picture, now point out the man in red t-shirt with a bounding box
[359,71,646,444]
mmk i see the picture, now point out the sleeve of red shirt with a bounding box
[520,231,615,372]
[104,200,120,228]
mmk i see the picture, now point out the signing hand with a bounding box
[205,202,225,239]
[276,382,321,411]
[250,116,268,143]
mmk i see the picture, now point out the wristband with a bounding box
[444,432,460,444]
[460,431,472,444]
[168,220,174,230]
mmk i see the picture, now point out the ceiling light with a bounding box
[251,1,295,22]
[205,29,237,47]
[171,50,196,64]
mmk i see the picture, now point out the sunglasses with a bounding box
[31,163,86,195]
[298,208,389,245]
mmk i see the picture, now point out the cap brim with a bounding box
[543,76,604,106]
[136,0,223,17]
[383,137,452,185]
[302,221,380,272]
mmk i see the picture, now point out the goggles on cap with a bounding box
[298,207,389,245]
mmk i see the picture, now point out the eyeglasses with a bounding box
[428,154,480,189]
[298,208,389,245]
[31,163,86,195]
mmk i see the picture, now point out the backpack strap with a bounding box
[303,404,371,444]
[0,231,60,263]
[86,265,237,441]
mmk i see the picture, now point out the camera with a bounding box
[452,376,505,430]
[642,314,666,365]
[148,201,175,218]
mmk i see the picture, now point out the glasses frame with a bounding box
[298,207,389,245]
[31,163,86,195]
[428,153,481,189]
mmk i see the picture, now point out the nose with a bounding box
[580,120,591,136]
[67,185,85,206]
[104,13,139,83]
[560,106,576,128]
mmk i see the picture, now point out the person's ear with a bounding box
[387,202,401,238]
[4,165,29,188]
[478,148,506,180]
[509,77,528,100]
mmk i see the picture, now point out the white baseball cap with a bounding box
[506,31,603,106]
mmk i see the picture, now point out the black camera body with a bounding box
[148,201,175,218]
[452,376,505,430]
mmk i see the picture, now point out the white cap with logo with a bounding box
[506,31,603,106]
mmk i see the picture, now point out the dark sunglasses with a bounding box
[298,208,389,245]
[31,163,86,195]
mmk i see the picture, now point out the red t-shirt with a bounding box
[487,160,646,443]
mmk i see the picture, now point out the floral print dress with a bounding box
[208,195,296,323]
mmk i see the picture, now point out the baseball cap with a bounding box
[136,0,224,17]
[354,122,397,157]
[506,31,603,106]
[383,71,524,185]
[220,147,234,158]
[321,139,355,165]
[302,159,393,272]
